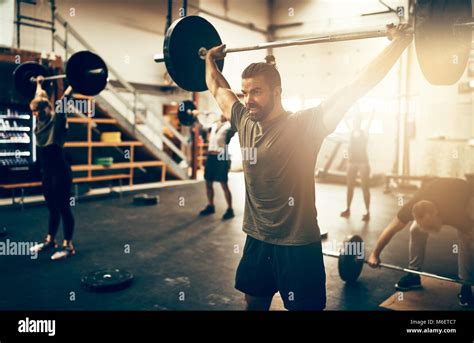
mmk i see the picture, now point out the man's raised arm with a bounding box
[322,24,413,133]
[205,44,239,120]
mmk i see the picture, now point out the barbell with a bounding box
[177,100,198,126]
[153,0,473,91]
[13,50,108,98]
[173,100,222,127]
[324,235,469,285]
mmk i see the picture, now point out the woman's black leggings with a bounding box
[37,143,75,244]
[42,171,74,241]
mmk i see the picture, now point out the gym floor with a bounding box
[0,172,467,311]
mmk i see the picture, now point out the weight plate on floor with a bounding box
[81,268,134,292]
[338,235,365,283]
[133,194,159,206]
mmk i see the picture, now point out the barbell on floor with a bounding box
[324,235,469,285]
[13,50,109,98]
[153,0,472,91]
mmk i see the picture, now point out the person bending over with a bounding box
[368,177,474,308]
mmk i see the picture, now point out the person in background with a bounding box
[368,178,474,308]
[199,113,235,220]
[341,111,374,221]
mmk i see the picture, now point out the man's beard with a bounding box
[247,95,274,121]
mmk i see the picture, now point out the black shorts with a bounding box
[204,154,230,182]
[235,235,326,311]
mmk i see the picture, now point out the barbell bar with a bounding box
[28,67,105,83]
[13,50,109,98]
[197,27,416,60]
[153,0,472,91]
[323,235,469,285]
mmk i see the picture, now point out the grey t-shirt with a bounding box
[231,101,331,245]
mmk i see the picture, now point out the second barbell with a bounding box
[13,50,109,98]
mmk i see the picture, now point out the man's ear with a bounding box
[274,86,282,98]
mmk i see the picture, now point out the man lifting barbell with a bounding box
[202,24,412,311]
[368,177,474,308]
[29,76,76,260]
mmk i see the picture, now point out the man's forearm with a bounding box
[373,217,408,255]
[322,35,412,132]
[354,35,412,94]
[205,57,231,95]
[35,83,46,97]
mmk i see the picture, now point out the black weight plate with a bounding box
[338,235,365,283]
[66,51,108,96]
[133,193,159,206]
[164,16,224,92]
[415,0,472,85]
[13,62,50,98]
[177,100,197,126]
[81,268,134,292]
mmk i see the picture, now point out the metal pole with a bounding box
[64,22,69,61]
[165,0,172,33]
[403,43,413,178]
[191,92,199,179]
[182,0,187,17]
[16,0,21,48]
[51,0,56,52]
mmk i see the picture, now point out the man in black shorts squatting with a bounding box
[205,25,412,310]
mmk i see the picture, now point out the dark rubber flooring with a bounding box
[0,173,470,310]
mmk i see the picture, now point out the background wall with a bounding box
[2,0,473,177]
[0,0,15,47]
[271,0,474,176]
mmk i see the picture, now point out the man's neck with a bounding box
[261,103,285,124]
